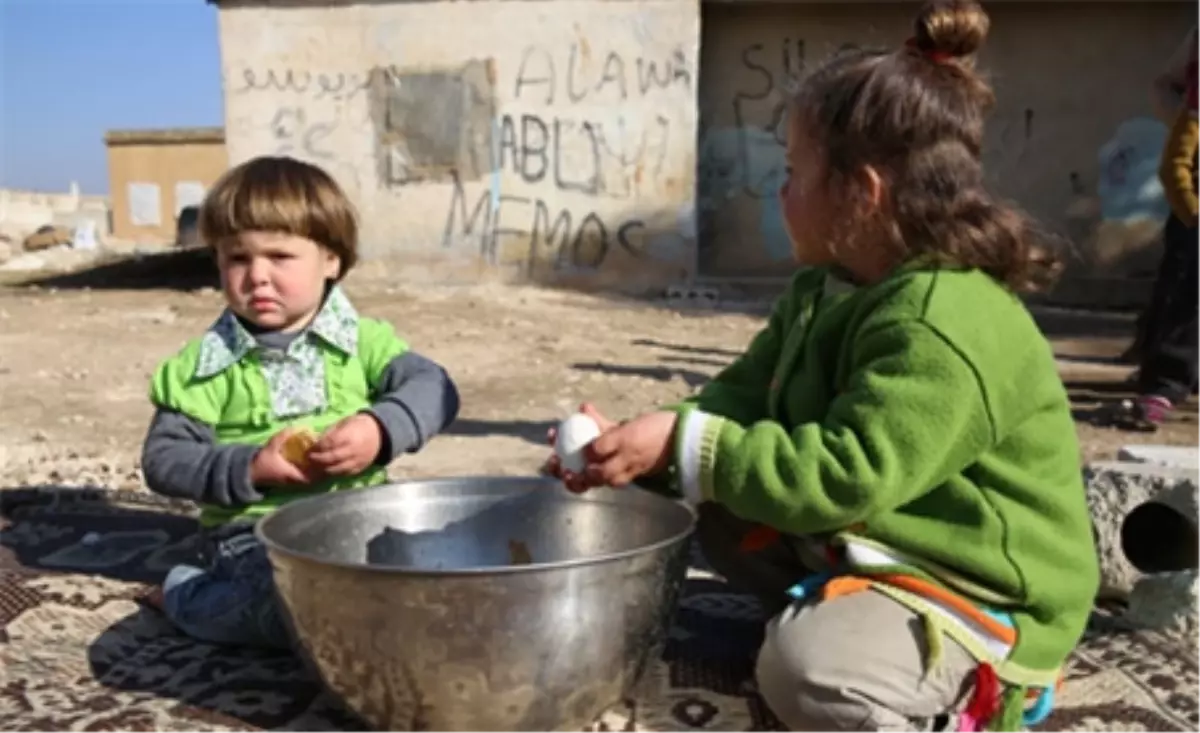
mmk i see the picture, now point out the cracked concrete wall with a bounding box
[215,0,1194,299]
[216,0,700,292]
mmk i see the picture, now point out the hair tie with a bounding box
[904,36,955,64]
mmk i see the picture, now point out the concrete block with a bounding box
[1124,569,1199,644]
[1084,461,1199,600]
[665,286,720,308]
[1117,444,1199,471]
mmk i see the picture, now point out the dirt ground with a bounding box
[0,261,1195,493]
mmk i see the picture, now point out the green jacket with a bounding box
[149,288,408,526]
[671,265,1099,680]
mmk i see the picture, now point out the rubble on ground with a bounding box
[1125,569,1199,644]
[23,225,74,251]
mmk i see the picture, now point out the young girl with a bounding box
[141,156,460,649]
[547,1,1099,729]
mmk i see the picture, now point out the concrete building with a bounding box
[105,127,228,244]
[210,0,1195,304]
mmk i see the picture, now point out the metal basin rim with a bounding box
[254,476,697,576]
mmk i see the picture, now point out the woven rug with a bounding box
[1,488,1196,732]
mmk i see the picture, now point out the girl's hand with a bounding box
[543,403,615,493]
[585,411,678,489]
[544,406,678,493]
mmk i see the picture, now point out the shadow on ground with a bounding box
[443,418,556,446]
[0,483,355,729]
[631,338,743,359]
[0,485,200,583]
[15,246,219,292]
[570,361,712,389]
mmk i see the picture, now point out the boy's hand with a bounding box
[251,428,321,487]
[308,414,384,477]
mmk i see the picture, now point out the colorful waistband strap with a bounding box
[782,571,1059,730]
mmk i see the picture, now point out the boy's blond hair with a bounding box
[199,156,359,279]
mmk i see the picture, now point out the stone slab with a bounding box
[1084,461,1199,600]
[1117,444,1200,471]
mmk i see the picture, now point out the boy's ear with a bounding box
[322,248,342,280]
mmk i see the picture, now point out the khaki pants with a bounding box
[696,504,979,732]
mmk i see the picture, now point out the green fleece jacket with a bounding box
[670,265,1099,678]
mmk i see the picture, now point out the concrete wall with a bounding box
[0,184,110,242]
[105,129,229,244]
[217,0,700,291]
[697,1,1193,289]
[215,0,1195,301]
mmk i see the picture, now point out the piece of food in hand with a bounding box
[554,413,602,474]
[508,539,533,565]
[280,427,319,469]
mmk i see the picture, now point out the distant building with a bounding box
[104,127,227,244]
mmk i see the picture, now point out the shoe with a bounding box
[1100,396,1172,432]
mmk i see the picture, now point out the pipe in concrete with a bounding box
[1121,501,1199,574]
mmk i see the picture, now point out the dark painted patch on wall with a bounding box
[370,59,497,187]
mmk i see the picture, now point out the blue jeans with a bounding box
[162,521,291,650]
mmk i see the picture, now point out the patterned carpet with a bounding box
[1,487,1196,732]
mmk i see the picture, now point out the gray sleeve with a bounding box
[364,351,460,463]
[140,408,264,507]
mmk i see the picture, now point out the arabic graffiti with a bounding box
[269,107,335,160]
[234,65,408,101]
[234,62,498,187]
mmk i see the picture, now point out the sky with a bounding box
[0,0,224,195]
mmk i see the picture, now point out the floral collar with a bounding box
[194,285,359,379]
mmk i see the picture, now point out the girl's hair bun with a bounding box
[912,0,990,60]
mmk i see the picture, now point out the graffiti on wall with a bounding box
[233,64,407,192]
[504,42,682,201]
[441,169,650,271]
[697,38,809,265]
[233,61,499,188]
[434,41,694,274]
[269,107,336,161]
[511,41,692,104]
[1095,117,1170,223]
[228,35,695,277]
[493,111,673,200]
[236,67,393,100]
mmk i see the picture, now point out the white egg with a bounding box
[554,413,602,474]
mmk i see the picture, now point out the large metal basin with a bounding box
[256,476,695,731]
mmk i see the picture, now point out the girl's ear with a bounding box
[858,164,885,211]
